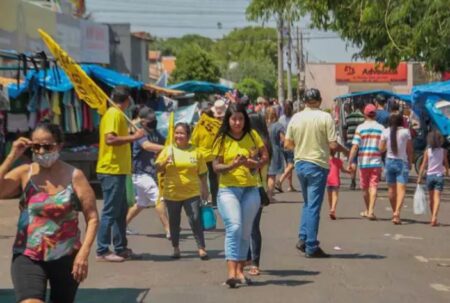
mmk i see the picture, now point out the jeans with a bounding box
[426,174,444,191]
[295,161,328,254]
[97,174,128,255]
[207,162,219,206]
[217,186,260,261]
[247,206,263,267]
[385,158,409,184]
[165,196,205,249]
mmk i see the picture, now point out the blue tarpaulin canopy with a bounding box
[412,80,450,138]
[334,89,411,103]
[168,81,232,94]
[7,64,143,98]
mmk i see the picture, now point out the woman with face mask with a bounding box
[156,122,209,260]
[0,122,99,303]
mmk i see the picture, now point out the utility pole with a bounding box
[295,26,305,104]
[286,20,293,102]
[277,13,285,104]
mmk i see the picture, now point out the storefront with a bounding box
[305,62,433,110]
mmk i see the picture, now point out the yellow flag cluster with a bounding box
[38,28,107,115]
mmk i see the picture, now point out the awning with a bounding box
[168,81,232,94]
[143,83,184,96]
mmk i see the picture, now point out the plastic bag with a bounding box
[201,202,216,230]
[413,184,427,215]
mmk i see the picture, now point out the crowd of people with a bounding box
[0,86,448,301]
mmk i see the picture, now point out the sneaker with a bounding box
[296,240,306,253]
[96,252,125,262]
[305,247,330,258]
[126,228,138,235]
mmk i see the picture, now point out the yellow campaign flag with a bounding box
[190,113,222,162]
[165,111,175,146]
[38,28,107,115]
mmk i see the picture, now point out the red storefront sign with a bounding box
[336,63,407,82]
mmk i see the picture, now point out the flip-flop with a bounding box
[247,266,260,276]
[367,214,377,221]
[329,211,337,220]
[360,211,368,218]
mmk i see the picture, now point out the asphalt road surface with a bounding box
[0,174,449,303]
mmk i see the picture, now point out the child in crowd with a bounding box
[327,150,350,220]
[417,130,449,226]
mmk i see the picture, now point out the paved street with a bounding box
[1,174,449,303]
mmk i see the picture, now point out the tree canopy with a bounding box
[170,44,220,83]
[236,78,264,102]
[298,0,450,71]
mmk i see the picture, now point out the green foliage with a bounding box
[170,44,220,83]
[236,78,264,103]
[224,58,277,97]
[212,27,278,66]
[153,34,215,57]
[246,0,303,22]
[298,0,450,72]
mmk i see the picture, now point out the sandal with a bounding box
[360,211,368,218]
[430,219,438,227]
[367,214,377,221]
[248,266,260,276]
[392,215,401,225]
[329,211,336,220]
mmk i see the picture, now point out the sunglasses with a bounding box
[31,143,58,152]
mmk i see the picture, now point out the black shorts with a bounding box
[11,253,79,303]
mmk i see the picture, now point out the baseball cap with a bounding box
[211,100,226,118]
[364,104,377,117]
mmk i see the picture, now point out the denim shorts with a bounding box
[426,174,444,191]
[385,158,409,184]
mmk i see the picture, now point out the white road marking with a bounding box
[415,256,429,263]
[392,234,423,240]
[430,284,450,292]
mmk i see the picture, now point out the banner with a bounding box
[336,63,407,83]
[38,28,107,115]
[156,103,198,138]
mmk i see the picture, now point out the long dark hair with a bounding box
[284,101,293,118]
[214,103,252,148]
[427,129,444,149]
[389,113,403,155]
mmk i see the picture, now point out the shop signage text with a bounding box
[336,63,407,82]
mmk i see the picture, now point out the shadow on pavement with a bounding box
[131,250,224,262]
[252,280,313,287]
[0,235,14,240]
[0,288,150,303]
[331,253,386,259]
[261,269,320,277]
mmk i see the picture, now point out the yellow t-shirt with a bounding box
[190,114,222,162]
[96,107,131,175]
[285,107,337,169]
[212,130,265,188]
[156,145,207,201]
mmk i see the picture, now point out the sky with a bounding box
[86,0,361,63]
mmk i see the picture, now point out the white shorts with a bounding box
[132,173,159,208]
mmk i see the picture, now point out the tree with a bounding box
[224,58,277,97]
[246,0,303,103]
[298,0,450,72]
[170,44,220,83]
[212,27,278,66]
[236,78,264,103]
[153,34,215,57]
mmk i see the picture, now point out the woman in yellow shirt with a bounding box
[212,103,269,288]
[156,123,209,260]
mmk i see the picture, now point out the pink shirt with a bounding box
[327,158,343,186]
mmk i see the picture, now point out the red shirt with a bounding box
[327,157,343,186]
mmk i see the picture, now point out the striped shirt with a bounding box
[344,110,365,146]
[352,120,385,168]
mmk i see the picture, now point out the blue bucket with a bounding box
[201,205,216,230]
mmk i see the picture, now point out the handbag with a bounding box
[201,201,217,230]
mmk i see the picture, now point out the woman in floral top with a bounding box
[0,122,98,303]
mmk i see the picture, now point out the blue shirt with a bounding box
[132,130,164,179]
[375,109,390,127]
